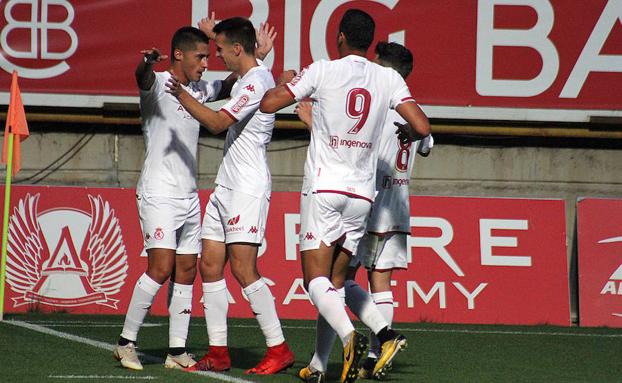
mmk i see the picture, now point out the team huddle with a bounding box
[113,8,432,383]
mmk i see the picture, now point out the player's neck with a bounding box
[236,54,259,77]
[169,66,190,86]
[338,45,367,59]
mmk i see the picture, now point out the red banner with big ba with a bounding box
[1,186,570,325]
[0,0,620,121]
[577,198,622,327]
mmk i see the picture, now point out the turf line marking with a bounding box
[7,320,255,383]
[16,319,622,338]
[48,375,157,380]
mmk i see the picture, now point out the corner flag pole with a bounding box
[0,133,15,321]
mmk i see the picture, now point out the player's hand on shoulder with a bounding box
[277,70,297,86]
[165,73,184,97]
[141,48,167,65]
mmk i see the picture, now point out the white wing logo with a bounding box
[6,193,128,309]
[6,194,47,298]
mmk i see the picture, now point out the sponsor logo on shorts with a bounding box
[303,232,315,241]
[248,226,258,234]
[231,94,249,113]
[179,309,192,315]
[227,215,241,226]
[154,227,164,240]
[226,226,245,233]
[325,287,338,293]
[328,136,372,149]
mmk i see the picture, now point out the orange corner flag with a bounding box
[2,70,29,176]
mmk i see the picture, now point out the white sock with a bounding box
[121,273,161,342]
[307,277,354,346]
[202,279,229,346]
[344,279,388,334]
[308,287,344,372]
[244,278,285,347]
[168,283,193,348]
[369,291,394,358]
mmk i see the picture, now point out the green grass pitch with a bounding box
[1,313,622,382]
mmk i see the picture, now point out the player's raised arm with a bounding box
[166,74,235,134]
[394,101,431,141]
[260,70,297,113]
[256,22,276,61]
[135,48,168,91]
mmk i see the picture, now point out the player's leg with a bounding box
[300,192,368,383]
[115,194,177,370]
[366,233,409,379]
[189,188,231,371]
[226,191,293,375]
[164,195,201,369]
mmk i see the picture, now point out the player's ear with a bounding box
[337,32,345,47]
[173,48,183,61]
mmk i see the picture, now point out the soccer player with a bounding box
[295,41,433,381]
[260,9,431,383]
[114,18,275,371]
[113,25,226,371]
[165,17,294,375]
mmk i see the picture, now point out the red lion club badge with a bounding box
[6,193,128,309]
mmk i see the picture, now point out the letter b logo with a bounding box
[0,0,78,78]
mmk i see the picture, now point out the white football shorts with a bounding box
[202,185,269,245]
[299,191,372,254]
[354,232,408,270]
[136,193,201,254]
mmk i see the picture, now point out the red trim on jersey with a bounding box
[400,96,416,103]
[284,83,296,99]
[220,108,239,122]
[315,190,373,203]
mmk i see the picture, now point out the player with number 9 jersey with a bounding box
[285,56,415,202]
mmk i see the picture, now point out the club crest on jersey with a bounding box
[5,193,128,309]
[231,95,249,113]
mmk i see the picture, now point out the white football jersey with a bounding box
[286,55,414,201]
[367,110,420,234]
[137,71,221,198]
[215,63,275,198]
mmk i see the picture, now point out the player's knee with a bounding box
[231,263,259,287]
[146,265,173,284]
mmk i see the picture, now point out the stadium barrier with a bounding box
[1,185,577,326]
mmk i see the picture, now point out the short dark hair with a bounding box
[171,27,209,58]
[213,17,256,55]
[339,9,375,51]
[375,41,414,79]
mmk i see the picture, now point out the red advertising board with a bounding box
[577,198,622,327]
[1,186,569,325]
[0,0,620,121]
